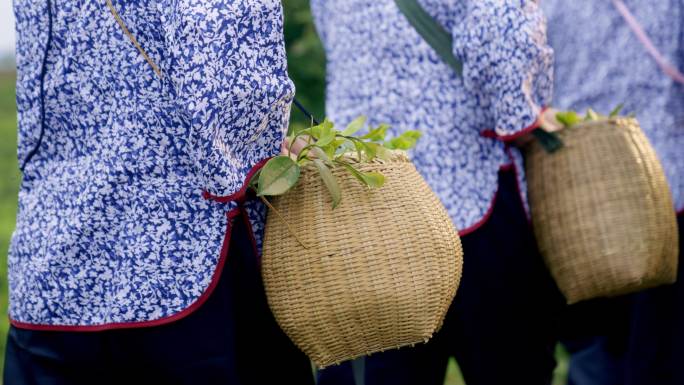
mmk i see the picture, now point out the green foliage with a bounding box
[250,118,420,208]
[341,116,367,136]
[385,130,422,150]
[539,104,629,154]
[283,0,326,132]
[609,104,624,117]
[556,104,629,128]
[257,156,301,196]
[555,111,583,127]
[312,158,341,208]
[0,72,19,379]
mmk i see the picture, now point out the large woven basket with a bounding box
[526,118,679,304]
[261,152,462,368]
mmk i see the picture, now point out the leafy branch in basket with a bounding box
[249,116,421,209]
[533,104,628,153]
[555,104,628,127]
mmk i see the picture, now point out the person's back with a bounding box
[544,0,684,214]
[312,1,565,384]
[12,0,292,328]
[543,1,684,384]
[311,0,552,232]
[6,1,313,383]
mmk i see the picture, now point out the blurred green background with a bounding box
[0,1,567,383]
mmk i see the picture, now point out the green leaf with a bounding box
[352,140,366,161]
[385,131,421,150]
[328,138,348,157]
[585,108,600,121]
[248,169,262,189]
[337,161,385,189]
[374,144,391,160]
[310,146,331,162]
[297,127,313,137]
[385,130,422,150]
[401,130,422,140]
[341,116,367,136]
[257,156,301,196]
[318,142,337,160]
[336,139,357,156]
[609,104,624,118]
[338,161,371,187]
[361,172,385,188]
[315,123,336,147]
[313,159,342,209]
[363,142,378,160]
[361,124,389,141]
[310,119,334,140]
[556,111,582,127]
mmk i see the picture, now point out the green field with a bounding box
[0,71,19,379]
[0,1,568,382]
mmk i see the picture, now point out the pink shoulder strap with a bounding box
[612,0,684,84]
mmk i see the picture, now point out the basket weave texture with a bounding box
[526,118,679,304]
[261,153,462,368]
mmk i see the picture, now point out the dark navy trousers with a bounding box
[563,214,684,385]
[317,169,565,385]
[3,213,315,385]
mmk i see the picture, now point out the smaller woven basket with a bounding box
[526,118,679,304]
[261,152,462,368]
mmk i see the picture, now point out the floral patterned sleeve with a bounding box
[160,0,294,193]
[452,0,553,139]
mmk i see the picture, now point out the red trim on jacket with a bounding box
[203,158,271,204]
[10,159,270,332]
[480,107,548,142]
[11,208,239,332]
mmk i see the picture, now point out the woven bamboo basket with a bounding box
[526,118,679,304]
[261,152,462,368]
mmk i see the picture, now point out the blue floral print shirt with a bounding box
[543,0,684,213]
[10,0,292,328]
[310,0,553,232]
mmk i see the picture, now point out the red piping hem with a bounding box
[10,159,272,332]
[677,208,684,217]
[480,107,548,142]
[202,158,271,204]
[10,209,240,332]
[457,163,514,237]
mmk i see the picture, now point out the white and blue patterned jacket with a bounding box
[311,0,553,233]
[543,0,684,214]
[10,0,293,328]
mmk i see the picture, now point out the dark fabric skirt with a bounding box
[3,212,314,385]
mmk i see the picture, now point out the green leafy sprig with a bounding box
[555,104,627,128]
[250,116,421,209]
[534,104,628,154]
